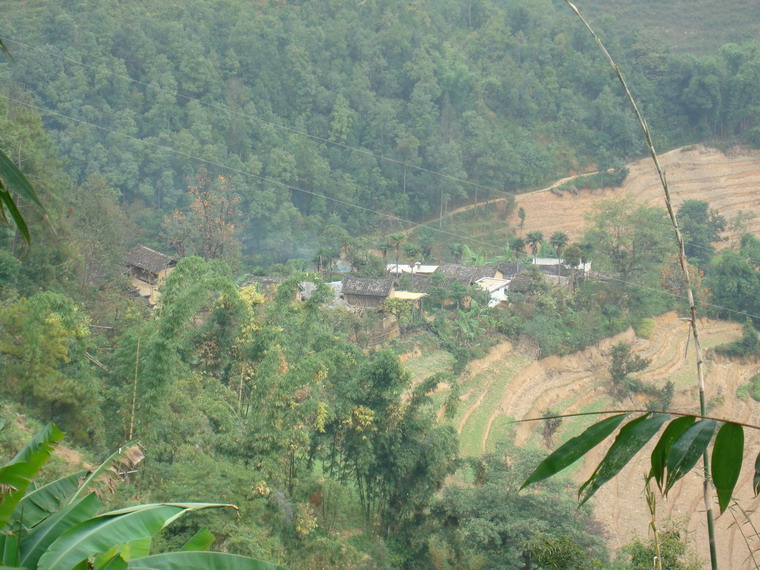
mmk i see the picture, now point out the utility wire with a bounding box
[6,94,760,325]
[0,35,504,196]
[0,34,739,260]
[4,95,503,250]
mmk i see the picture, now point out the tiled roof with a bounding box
[436,263,498,284]
[342,276,394,297]
[125,245,176,274]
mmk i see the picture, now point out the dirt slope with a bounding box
[509,145,760,243]
[448,313,760,568]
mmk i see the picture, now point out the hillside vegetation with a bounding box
[579,0,760,54]
[4,0,760,567]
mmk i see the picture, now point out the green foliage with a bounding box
[584,198,672,284]
[633,317,656,339]
[0,292,102,444]
[714,320,760,357]
[0,424,282,569]
[609,342,651,398]
[523,412,749,516]
[706,249,760,326]
[677,200,726,267]
[623,527,702,570]
[428,445,608,569]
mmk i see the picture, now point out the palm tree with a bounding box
[550,232,569,258]
[550,231,569,283]
[526,231,544,261]
[389,232,406,275]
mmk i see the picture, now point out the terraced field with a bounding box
[415,312,760,567]
[509,145,760,244]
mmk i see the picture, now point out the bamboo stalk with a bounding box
[128,336,141,441]
[563,2,718,567]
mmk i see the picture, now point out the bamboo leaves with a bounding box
[664,419,716,495]
[520,413,629,489]
[712,422,743,513]
[522,413,748,515]
[578,413,670,505]
[649,415,695,492]
[0,148,45,243]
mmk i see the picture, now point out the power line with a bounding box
[7,95,760,324]
[1,35,739,259]
[4,95,504,251]
[1,35,506,197]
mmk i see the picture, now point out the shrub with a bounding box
[634,317,656,340]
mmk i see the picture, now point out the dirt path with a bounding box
[443,170,602,219]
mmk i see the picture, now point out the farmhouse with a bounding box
[341,276,395,308]
[125,245,177,305]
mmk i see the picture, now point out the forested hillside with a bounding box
[3,0,760,267]
[3,0,760,567]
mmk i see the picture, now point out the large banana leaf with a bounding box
[68,444,142,504]
[0,424,64,530]
[127,551,287,569]
[0,533,19,567]
[38,503,237,569]
[180,528,215,552]
[0,149,45,244]
[18,493,102,569]
[12,472,87,529]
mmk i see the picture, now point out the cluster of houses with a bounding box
[125,244,590,311]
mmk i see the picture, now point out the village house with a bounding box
[125,244,177,305]
[341,275,395,308]
[386,262,439,277]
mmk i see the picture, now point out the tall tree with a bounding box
[677,199,725,266]
[584,198,671,285]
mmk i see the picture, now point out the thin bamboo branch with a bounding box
[563,2,718,566]
[515,409,760,431]
[129,336,141,441]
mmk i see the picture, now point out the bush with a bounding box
[750,374,760,402]
[715,321,760,358]
[634,317,656,340]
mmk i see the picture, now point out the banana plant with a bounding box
[0,423,285,569]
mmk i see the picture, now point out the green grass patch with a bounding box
[750,374,760,402]
[403,350,455,384]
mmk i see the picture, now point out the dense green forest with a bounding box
[3,0,760,567]
[3,0,760,266]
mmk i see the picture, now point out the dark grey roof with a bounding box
[246,276,288,287]
[497,263,524,279]
[342,276,394,297]
[400,274,455,293]
[507,273,536,293]
[436,263,498,285]
[125,245,176,274]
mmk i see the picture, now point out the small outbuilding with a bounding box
[126,245,177,285]
[125,245,177,306]
[341,276,395,308]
